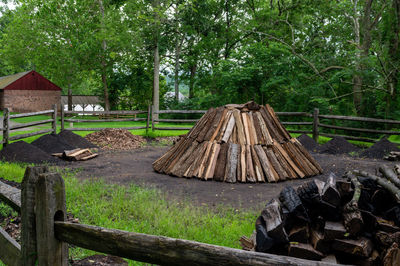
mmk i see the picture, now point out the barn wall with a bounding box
[3,90,61,113]
[0,90,3,109]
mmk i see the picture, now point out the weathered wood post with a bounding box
[3,108,9,148]
[60,106,65,131]
[146,105,151,134]
[151,105,155,131]
[21,166,49,266]
[312,108,319,143]
[35,172,68,266]
[52,104,57,134]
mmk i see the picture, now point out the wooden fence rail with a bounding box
[2,105,57,148]
[0,167,337,266]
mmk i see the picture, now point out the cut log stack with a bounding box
[242,167,400,265]
[52,148,98,161]
[153,101,322,183]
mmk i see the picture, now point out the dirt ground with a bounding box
[60,145,398,211]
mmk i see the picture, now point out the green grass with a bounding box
[0,162,257,265]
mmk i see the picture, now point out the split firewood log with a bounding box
[250,146,265,182]
[342,172,363,236]
[353,170,400,203]
[310,229,330,254]
[279,186,309,221]
[288,225,309,243]
[261,199,288,244]
[213,143,229,181]
[321,255,337,264]
[331,237,373,258]
[255,216,274,252]
[375,231,400,248]
[321,173,341,207]
[380,165,400,189]
[288,243,324,261]
[224,143,239,183]
[383,242,400,266]
[324,221,347,240]
[254,145,276,182]
[385,206,400,227]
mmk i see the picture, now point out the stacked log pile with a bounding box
[242,167,400,265]
[153,102,322,183]
[52,148,98,161]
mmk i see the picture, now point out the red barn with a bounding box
[0,70,61,113]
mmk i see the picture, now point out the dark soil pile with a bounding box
[296,134,319,152]
[31,134,74,154]
[359,137,400,159]
[58,130,97,149]
[318,136,360,155]
[0,141,59,164]
[85,128,145,150]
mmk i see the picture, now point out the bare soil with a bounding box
[61,146,397,210]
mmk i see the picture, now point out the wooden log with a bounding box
[164,139,192,174]
[236,145,242,182]
[383,242,400,266]
[265,104,291,140]
[250,146,265,182]
[204,107,225,141]
[172,141,199,177]
[153,137,185,171]
[282,143,313,176]
[221,114,235,143]
[0,181,21,212]
[213,143,229,181]
[241,112,252,145]
[197,141,214,178]
[321,173,341,207]
[254,145,276,182]
[0,227,21,266]
[80,153,98,161]
[288,243,324,261]
[209,109,228,142]
[54,221,335,266]
[255,216,274,252]
[342,172,363,236]
[251,112,263,144]
[321,255,337,264]
[353,170,400,203]
[271,144,297,179]
[239,144,246,182]
[331,238,373,258]
[225,143,239,183]
[232,110,246,145]
[288,225,309,243]
[204,143,221,180]
[196,108,217,142]
[245,145,256,183]
[380,165,400,189]
[184,142,208,178]
[279,186,308,221]
[35,172,68,266]
[264,147,287,181]
[375,231,400,248]
[324,221,347,240]
[215,111,232,142]
[255,112,273,145]
[291,139,323,173]
[377,219,400,233]
[261,199,288,244]
[336,180,353,199]
[273,142,305,178]
[310,229,330,254]
[247,113,258,145]
[187,109,213,139]
[259,106,282,142]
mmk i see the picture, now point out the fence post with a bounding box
[146,105,151,134]
[52,104,57,134]
[151,105,155,131]
[21,166,49,266]
[35,172,68,266]
[313,108,319,143]
[60,106,65,131]
[3,108,9,148]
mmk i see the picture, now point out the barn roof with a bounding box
[61,95,101,105]
[0,70,61,91]
[0,71,31,89]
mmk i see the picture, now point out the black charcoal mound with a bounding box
[296,134,318,152]
[31,133,74,154]
[0,141,59,164]
[58,130,97,149]
[318,136,360,155]
[359,137,400,159]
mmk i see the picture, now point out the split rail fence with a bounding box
[0,166,336,266]
[2,105,400,146]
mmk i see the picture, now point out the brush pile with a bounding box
[241,166,400,265]
[85,128,145,150]
[153,102,322,183]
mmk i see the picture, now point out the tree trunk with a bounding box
[189,63,197,99]
[98,0,110,111]
[153,0,160,120]
[67,86,72,111]
[174,35,184,101]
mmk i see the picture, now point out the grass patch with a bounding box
[0,163,256,265]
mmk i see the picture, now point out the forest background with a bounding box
[0,0,399,119]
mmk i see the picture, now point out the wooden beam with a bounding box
[0,227,21,266]
[319,123,400,135]
[9,109,54,119]
[64,126,147,131]
[64,110,147,115]
[318,114,400,124]
[54,221,337,266]
[64,118,147,123]
[9,119,54,130]
[0,181,21,212]
[155,110,207,114]
[9,129,53,141]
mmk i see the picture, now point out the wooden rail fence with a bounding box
[0,166,337,266]
[2,105,57,148]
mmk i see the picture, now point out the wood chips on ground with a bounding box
[85,129,145,150]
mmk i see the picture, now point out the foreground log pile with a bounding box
[153,102,322,183]
[52,148,98,161]
[241,167,400,265]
